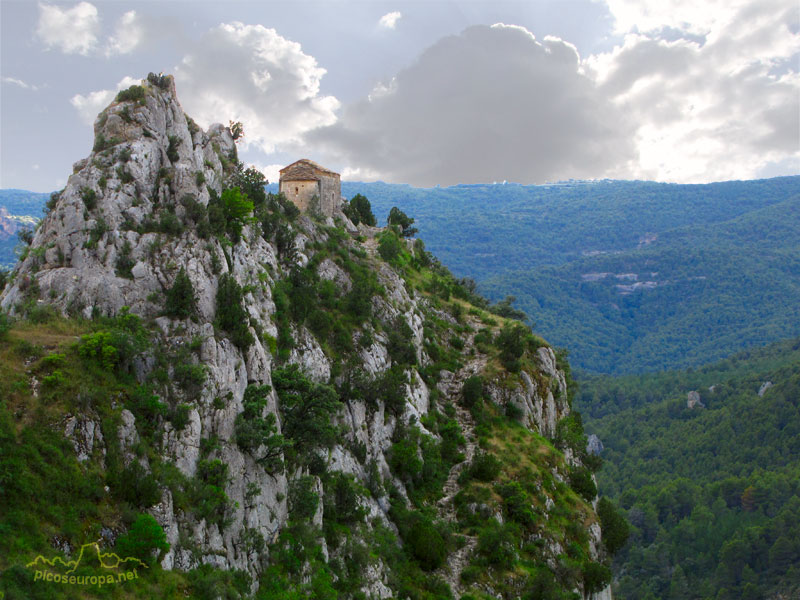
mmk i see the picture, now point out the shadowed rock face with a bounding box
[1,75,609,598]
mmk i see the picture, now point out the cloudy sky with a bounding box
[1,0,798,191]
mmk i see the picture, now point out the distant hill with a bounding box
[575,337,800,598]
[0,189,48,269]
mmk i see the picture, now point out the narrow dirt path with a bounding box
[435,322,487,595]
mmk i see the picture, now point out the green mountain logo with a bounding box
[25,542,146,587]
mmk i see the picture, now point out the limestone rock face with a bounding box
[485,346,571,439]
[687,390,705,409]
[0,74,234,320]
[587,433,604,456]
[0,75,593,596]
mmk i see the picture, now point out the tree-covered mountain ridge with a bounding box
[340,177,800,374]
[576,337,800,599]
[0,74,617,599]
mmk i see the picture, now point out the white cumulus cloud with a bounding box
[70,76,139,124]
[36,1,99,56]
[174,22,340,155]
[105,10,142,56]
[590,0,800,182]
[379,11,402,29]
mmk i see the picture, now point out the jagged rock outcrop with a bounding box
[0,74,610,599]
[587,433,604,456]
[687,390,705,409]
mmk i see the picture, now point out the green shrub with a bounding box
[387,317,417,366]
[496,322,526,373]
[438,418,464,464]
[497,481,537,528]
[582,561,612,593]
[170,403,192,431]
[174,360,207,394]
[109,461,161,508]
[116,85,146,103]
[187,564,251,600]
[164,267,197,319]
[597,497,629,555]
[116,166,134,184]
[234,384,288,474]
[378,231,403,263]
[412,238,432,268]
[387,206,418,237]
[191,459,232,527]
[568,465,597,502]
[477,520,517,569]
[78,331,119,370]
[181,194,205,222]
[84,218,108,249]
[46,190,61,213]
[80,187,97,210]
[215,274,254,350]
[272,364,340,466]
[41,369,65,388]
[324,472,365,524]
[289,475,319,521]
[167,135,180,163]
[158,210,184,236]
[344,194,376,226]
[525,568,564,600]
[462,375,484,408]
[127,385,167,436]
[373,364,408,415]
[406,518,446,571]
[115,240,135,279]
[221,187,254,242]
[93,132,121,152]
[115,513,169,564]
[231,166,267,207]
[505,401,523,421]
[469,452,502,482]
[78,307,149,372]
[0,311,11,338]
[389,434,423,486]
[147,72,170,89]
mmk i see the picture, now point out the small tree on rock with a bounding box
[116,513,169,564]
[345,194,377,226]
[387,207,418,237]
[164,267,197,319]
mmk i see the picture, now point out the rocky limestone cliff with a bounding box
[0,75,611,599]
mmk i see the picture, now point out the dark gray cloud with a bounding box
[305,24,636,186]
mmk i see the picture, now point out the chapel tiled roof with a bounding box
[279,159,339,181]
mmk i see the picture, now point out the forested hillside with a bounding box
[343,178,799,374]
[576,338,800,599]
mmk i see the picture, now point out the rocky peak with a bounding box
[0,74,612,599]
[1,73,237,319]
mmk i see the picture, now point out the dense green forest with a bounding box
[576,338,800,599]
